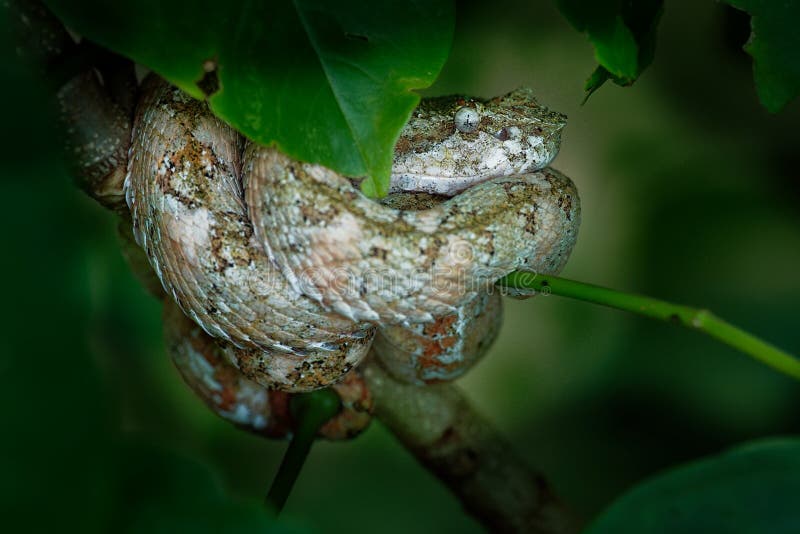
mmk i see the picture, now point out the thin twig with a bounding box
[265,388,341,514]
[497,272,800,381]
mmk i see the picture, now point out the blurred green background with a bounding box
[3,0,799,532]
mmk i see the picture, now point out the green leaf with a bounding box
[721,0,800,112]
[555,0,663,100]
[585,438,800,534]
[43,0,455,197]
[583,66,613,103]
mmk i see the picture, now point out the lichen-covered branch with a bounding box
[363,361,579,534]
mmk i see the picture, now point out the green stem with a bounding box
[265,388,340,514]
[497,272,800,381]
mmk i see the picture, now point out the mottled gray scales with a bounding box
[126,76,580,390]
[126,77,374,392]
[248,149,579,325]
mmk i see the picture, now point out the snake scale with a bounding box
[124,75,580,430]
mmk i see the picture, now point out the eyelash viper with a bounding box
[125,75,580,396]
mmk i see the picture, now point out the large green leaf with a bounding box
[43,0,455,197]
[555,0,663,101]
[585,438,800,534]
[722,0,800,112]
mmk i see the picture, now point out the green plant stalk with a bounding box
[265,388,341,514]
[497,272,800,381]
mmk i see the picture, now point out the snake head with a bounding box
[391,88,567,195]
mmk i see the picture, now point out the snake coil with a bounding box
[123,75,580,433]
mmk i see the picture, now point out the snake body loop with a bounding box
[126,76,580,392]
[126,77,374,392]
[246,149,580,325]
[371,192,504,384]
[163,300,373,439]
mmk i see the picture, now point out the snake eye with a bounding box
[454,106,480,133]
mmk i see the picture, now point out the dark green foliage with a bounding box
[722,0,800,111]
[0,15,299,531]
[554,0,663,101]
[44,0,455,196]
[586,439,800,534]
[555,0,799,111]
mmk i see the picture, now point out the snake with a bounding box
[125,75,580,394]
[163,298,373,439]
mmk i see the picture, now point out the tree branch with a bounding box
[363,360,580,534]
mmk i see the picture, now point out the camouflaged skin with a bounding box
[246,147,580,325]
[163,300,372,439]
[391,88,566,195]
[127,76,580,392]
[373,291,503,385]
[373,193,503,385]
[126,77,374,392]
[59,71,131,214]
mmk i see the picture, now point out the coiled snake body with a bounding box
[125,76,580,396]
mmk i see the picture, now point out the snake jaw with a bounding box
[389,131,562,195]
